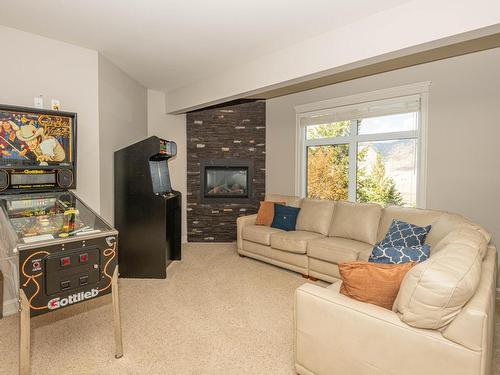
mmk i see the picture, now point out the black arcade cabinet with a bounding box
[114,136,181,279]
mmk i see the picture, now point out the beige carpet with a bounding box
[0,243,498,374]
[0,243,312,374]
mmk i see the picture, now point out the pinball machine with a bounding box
[0,104,123,375]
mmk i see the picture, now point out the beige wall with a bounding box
[147,89,187,242]
[267,47,500,286]
[0,26,149,222]
[0,25,101,210]
[98,55,148,224]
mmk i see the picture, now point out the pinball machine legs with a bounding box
[18,266,124,375]
[112,266,124,359]
[19,289,30,375]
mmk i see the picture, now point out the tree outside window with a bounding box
[304,111,419,207]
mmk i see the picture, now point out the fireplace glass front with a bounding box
[204,167,249,198]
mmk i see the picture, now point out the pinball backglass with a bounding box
[0,105,76,168]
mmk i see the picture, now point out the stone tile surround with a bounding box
[186,101,266,242]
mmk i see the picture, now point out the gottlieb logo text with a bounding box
[48,289,99,310]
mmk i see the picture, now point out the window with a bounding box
[296,84,429,207]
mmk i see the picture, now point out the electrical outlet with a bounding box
[34,95,44,109]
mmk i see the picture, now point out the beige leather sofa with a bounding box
[236,194,497,375]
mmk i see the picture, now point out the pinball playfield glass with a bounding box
[2,191,111,244]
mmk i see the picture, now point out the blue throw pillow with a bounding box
[379,219,432,248]
[369,244,430,264]
[271,205,300,231]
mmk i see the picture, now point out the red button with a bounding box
[60,257,70,266]
[79,253,88,263]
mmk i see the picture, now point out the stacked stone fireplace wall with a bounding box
[186,101,266,242]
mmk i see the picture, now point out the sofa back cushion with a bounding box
[296,198,335,235]
[377,206,443,243]
[329,201,382,245]
[425,212,491,251]
[265,193,301,207]
[393,226,486,329]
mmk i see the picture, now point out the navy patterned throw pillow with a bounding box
[369,244,430,264]
[379,220,432,248]
[271,205,300,231]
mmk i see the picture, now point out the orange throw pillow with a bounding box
[339,261,415,310]
[255,201,285,226]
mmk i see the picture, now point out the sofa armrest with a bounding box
[442,246,497,354]
[294,283,480,375]
[236,214,257,250]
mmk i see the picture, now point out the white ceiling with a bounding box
[0,0,411,91]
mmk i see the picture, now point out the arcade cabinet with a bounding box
[114,136,181,279]
[0,104,123,375]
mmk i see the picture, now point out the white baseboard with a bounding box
[2,298,18,317]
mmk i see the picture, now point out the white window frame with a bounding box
[294,82,430,208]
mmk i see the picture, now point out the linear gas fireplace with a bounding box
[200,159,254,203]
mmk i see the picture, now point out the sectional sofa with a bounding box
[236,193,497,375]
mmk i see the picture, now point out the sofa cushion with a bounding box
[378,220,431,248]
[265,193,301,207]
[329,201,382,245]
[393,226,485,329]
[426,213,491,250]
[296,198,335,235]
[339,261,415,310]
[369,244,430,264]
[270,231,324,254]
[307,237,372,264]
[377,205,443,243]
[255,201,284,226]
[242,225,284,246]
[308,257,342,282]
[241,240,308,271]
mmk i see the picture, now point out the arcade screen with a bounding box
[0,107,75,168]
[1,192,110,245]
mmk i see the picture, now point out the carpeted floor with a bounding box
[0,243,498,374]
[0,243,312,374]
